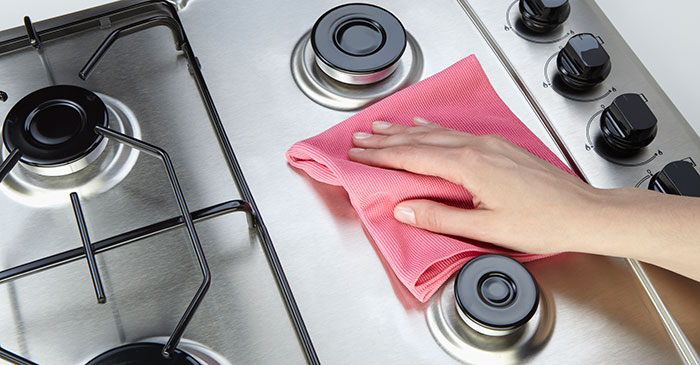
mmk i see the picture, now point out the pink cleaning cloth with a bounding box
[286,55,574,302]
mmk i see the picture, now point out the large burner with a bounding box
[86,343,200,365]
[2,85,108,176]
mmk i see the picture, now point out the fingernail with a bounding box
[413,117,431,125]
[349,148,365,154]
[394,205,416,225]
[373,121,392,129]
[353,132,372,139]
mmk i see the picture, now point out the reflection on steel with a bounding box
[70,192,107,304]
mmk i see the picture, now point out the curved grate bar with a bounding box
[0,346,37,365]
[0,149,21,184]
[94,125,210,358]
[80,5,321,363]
[79,15,184,80]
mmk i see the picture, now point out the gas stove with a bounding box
[0,0,698,364]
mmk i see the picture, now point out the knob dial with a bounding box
[557,33,611,90]
[600,93,657,153]
[519,0,571,33]
[649,161,700,197]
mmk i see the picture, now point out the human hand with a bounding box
[348,117,606,255]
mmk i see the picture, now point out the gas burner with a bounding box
[86,343,200,365]
[2,85,109,176]
[426,255,554,364]
[291,3,423,111]
[86,338,233,365]
[311,3,406,85]
[454,255,539,336]
[1,91,141,206]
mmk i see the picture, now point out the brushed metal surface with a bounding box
[462,0,700,361]
[426,276,555,363]
[179,0,683,363]
[0,7,304,364]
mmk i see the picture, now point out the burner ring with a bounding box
[86,343,200,365]
[454,254,539,335]
[2,85,108,168]
[311,3,406,84]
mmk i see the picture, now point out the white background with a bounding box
[1,0,699,136]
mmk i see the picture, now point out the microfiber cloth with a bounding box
[286,55,574,302]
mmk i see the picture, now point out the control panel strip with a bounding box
[456,0,585,180]
[456,1,698,362]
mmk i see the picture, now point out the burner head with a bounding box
[454,254,539,336]
[311,3,406,85]
[86,343,200,365]
[2,85,108,173]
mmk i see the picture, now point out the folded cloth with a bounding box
[286,55,574,302]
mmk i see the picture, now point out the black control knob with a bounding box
[519,0,571,33]
[454,254,539,336]
[600,93,657,152]
[557,33,611,90]
[649,161,700,197]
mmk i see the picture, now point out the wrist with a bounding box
[567,186,642,257]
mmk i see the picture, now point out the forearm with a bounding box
[579,187,700,281]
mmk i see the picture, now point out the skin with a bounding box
[348,117,700,282]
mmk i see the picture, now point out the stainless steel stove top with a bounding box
[0,0,697,364]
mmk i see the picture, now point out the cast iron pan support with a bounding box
[0,148,21,183]
[93,125,212,359]
[0,347,37,365]
[0,1,319,363]
[70,193,108,304]
[78,5,320,364]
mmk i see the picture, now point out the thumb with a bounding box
[393,199,493,241]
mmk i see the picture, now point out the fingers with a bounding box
[371,117,447,136]
[348,144,468,184]
[353,129,472,149]
[355,118,475,149]
[393,199,494,241]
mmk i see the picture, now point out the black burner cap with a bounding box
[455,254,539,330]
[86,343,200,365]
[2,85,108,167]
[311,3,406,73]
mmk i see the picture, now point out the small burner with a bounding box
[86,343,200,365]
[311,3,406,85]
[454,254,539,336]
[2,85,108,175]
